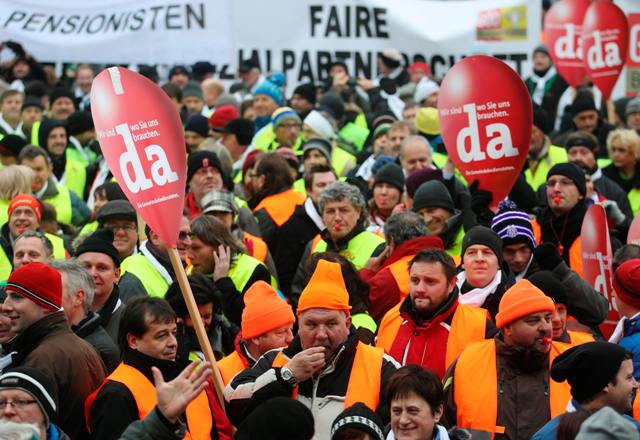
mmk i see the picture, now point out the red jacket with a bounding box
[360,235,443,321]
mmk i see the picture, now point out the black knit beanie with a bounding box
[551,342,629,402]
[374,163,405,192]
[293,83,316,105]
[412,180,454,213]
[462,225,503,265]
[528,270,567,305]
[547,163,587,196]
[76,228,121,267]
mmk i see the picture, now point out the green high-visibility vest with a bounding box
[228,253,277,291]
[524,145,567,192]
[121,253,171,298]
[45,184,72,226]
[312,230,384,270]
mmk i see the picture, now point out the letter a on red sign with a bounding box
[581,0,629,99]
[544,0,591,88]
[581,204,618,337]
[437,55,531,208]
[90,67,186,246]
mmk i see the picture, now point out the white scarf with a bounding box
[531,66,557,105]
[304,198,325,231]
[457,270,502,307]
[609,311,640,344]
[0,113,23,137]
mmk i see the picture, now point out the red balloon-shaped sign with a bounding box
[628,212,640,245]
[544,0,590,87]
[437,55,531,207]
[581,0,629,99]
[581,204,618,337]
[91,67,186,246]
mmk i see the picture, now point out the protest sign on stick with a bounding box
[90,67,226,408]
[437,55,531,208]
[581,204,618,338]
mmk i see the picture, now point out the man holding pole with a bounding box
[85,296,233,440]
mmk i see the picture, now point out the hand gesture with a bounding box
[212,245,231,281]
[285,347,326,382]
[363,247,390,272]
[153,360,212,423]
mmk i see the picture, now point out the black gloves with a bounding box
[533,242,563,271]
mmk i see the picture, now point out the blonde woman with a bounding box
[0,164,34,225]
[602,129,640,214]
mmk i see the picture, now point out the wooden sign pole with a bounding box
[167,247,226,410]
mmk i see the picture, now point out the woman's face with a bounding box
[390,391,442,440]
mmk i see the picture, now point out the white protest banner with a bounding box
[230,0,542,82]
[0,0,232,65]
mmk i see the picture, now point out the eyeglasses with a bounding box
[104,222,137,232]
[278,122,300,130]
[0,399,37,409]
[178,231,190,241]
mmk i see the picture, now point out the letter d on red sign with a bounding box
[437,55,531,208]
[90,67,186,246]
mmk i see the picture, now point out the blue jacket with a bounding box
[619,315,640,381]
[531,400,640,440]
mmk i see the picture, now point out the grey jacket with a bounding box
[119,407,185,440]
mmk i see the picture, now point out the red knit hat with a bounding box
[613,259,640,309]
[208,105,240,130]
[6,262,62,311]
[495,279,555,328]
[241,281,295,339]
[8,194,42,222]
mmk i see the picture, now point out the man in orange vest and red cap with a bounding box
[442,279,572,439]
[218,281,295,385]
[86,296,233,440]
[225,259,398,440]
[376,248,496,378]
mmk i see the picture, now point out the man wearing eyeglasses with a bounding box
[118,212,192,303]
[0,366,69,440]
[95,200,139,262]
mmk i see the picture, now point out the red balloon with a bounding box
[628,212,640,245]
[580,204,618,337]
[544,0,591,88]
[90,67,186,247]
[581,1,629,99]
[437,55,531,207]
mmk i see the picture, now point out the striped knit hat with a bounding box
[491,208,537,250]
[6,261,62,312]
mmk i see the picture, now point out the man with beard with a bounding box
[532,342,640,439]
[225,259,399,439]
[443,280,572,439]
[376,249,496,378]
[86,297,233,440]
[118,213,192,302]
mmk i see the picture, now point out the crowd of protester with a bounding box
[0,9,639,438]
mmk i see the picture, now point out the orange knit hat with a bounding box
[8,194,42,222]
[297,260,352,315]
[495,279,555,328]
[241,281,295,339]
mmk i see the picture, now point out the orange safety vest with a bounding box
[453,339,572,438]
[634,391,640,421]
[377,303,488,370]
[272,342,384,410]
[567,330,595,345]
[85,363,213,440]
[243,231,268,263]
[531,219,583,278]
[218,351,249,386]
[253,189,306,227]
[386,255,413,300]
